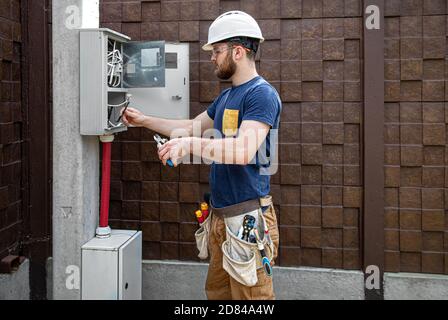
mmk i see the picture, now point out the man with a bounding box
[122,11,282,300]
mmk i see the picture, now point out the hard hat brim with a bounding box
[202,37,264,51]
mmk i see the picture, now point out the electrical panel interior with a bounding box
[80,29,189,136]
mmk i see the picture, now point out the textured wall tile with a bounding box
[323,18,344,38]
[400,231,422,252]
[422,210,445,231]
[302,81,322,101]
[301,206,321,226]
[302,123,322,143]
[280,39,299,60]
[302,102,322,122]
[401,38,422,59]
[302,60,322,81]
[423,60,444,80]
[344,0,361,16]
[401,16,422,37]
[302,0,322,18]
[401,60,423,80]
[179,21,199,41]
[178,182,200,203]
[180,1,199,20]
[385,230,399,250]
[302,19,322,39]
[122,2,141,22]
[280,0,301,18]
[281,164,302,185]
[323,102,343,122]
[322,165,342,185]
[423,37,445,59]
[422,81,445,101]
[322,248,343,268]
[323,39,344,60]
[301,227,322,248]
[281,61,301,81]
[323,81,344,101]
[281,185,301,204]
[324,61,344,81]
[400,188,421,208]
[301,39,322,60]
[423,15,445,36]
[422,252,444,273]
[423,0,446,14]
[423,228,443,253]
[322,0,344,17]
[322,207,343,227]
[343,187,361,208]
[142,222,161,241]
[423,124,446,145]
[259,19,281,40]
[301,185,321,205]
[422,188,444,209]
[400,209,422,230]
[280,204,301,225]
[323,123,344,144]
[280,226,301,246]
[401,81,422,101]
[302,144,323,164]
[301,165,322,185]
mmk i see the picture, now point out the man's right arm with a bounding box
[122,107,214,137]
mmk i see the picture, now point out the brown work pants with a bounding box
[205,204,279,300]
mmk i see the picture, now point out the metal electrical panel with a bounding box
[127,43,190,120]
[81,230,142,300]
[80,28,177,136]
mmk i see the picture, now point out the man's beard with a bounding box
[214,52,237,80]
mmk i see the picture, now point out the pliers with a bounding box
[153,134,174,167]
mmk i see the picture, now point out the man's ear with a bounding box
[233,46,245,61]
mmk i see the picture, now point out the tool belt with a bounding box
[211,195,273,219]
[194,195,275,287]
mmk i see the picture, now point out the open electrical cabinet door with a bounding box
[122,41,166,88]
[124,42,190,120]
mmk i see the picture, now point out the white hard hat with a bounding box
[202,10,264,51]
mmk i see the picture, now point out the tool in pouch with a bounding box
[237,215,256,242]
[195,202,209,224]
[254,229,273,277]
[153,134,174,167]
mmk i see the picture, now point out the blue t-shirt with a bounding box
[206,76,282,208]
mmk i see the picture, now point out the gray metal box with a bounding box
[80,28,166,135]
[81,229,142,300]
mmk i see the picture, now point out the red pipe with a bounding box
[99,141,112,228]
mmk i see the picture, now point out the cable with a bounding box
[107,93,132,128]
[107,40,123,88]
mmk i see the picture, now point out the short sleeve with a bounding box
[206,99,217,120]
[242,84,280,127]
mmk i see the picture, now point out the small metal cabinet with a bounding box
[81,230,142,300]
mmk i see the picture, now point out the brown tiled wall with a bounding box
[0,0,23,260]
[101,0,363,269]
[384,0,448,274]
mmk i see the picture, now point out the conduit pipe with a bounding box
[96,134,114,238]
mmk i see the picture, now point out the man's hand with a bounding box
[158,137,191,167]
[121,107,147,127]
